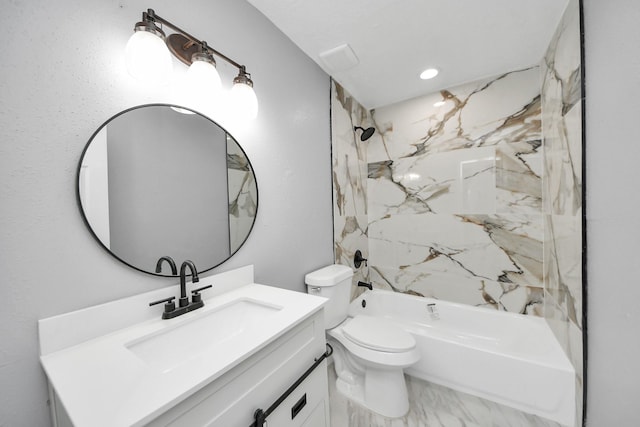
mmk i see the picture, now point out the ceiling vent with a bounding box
[318,44,359,72]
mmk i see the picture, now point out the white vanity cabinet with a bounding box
[49,312,328,427]
[147,312,329,427]
[39,266,330,427]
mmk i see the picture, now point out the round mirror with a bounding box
[77,104,258,276]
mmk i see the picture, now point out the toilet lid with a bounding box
[342,315,415,353]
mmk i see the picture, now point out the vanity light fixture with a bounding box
[125,9,258,119]
[185,43,222,95]
[230,66,258,120]
[125,15,172,85]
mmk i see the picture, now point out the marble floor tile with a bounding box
[328,363,563,427]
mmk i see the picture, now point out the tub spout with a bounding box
[358,281,372,290]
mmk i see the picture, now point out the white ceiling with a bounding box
[247,0,569,109]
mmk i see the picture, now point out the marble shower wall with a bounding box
[331,83,375,294]
[330,5,581,318]
[365,67,546,314]
[541,0,583,423]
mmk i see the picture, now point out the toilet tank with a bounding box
[305,264,353,329]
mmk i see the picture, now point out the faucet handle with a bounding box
[191,284,212,303]
[354,250,368,268]
[149,296,176,313]
[192,284,213,294]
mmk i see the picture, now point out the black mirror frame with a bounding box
[76,103,259,277]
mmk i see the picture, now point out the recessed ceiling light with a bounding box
[433,101,446,107]
[420,68,439,80]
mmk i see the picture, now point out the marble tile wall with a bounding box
[365,67,546,314]
[541,0,583,424]
[331,83,374,295]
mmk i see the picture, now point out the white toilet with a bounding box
[305,264,420,418]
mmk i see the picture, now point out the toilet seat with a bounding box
[342,315,415,353]
[327,316,420,368]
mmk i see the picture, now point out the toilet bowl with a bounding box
[328,315,420,417]
[305,264,420,418]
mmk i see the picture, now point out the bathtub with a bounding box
[349,290,575,426]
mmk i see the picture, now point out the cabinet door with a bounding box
[49,388,73,427]
[301,401,329,427]
[260,359,329,427]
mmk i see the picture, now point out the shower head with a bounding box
[354,126,375,141]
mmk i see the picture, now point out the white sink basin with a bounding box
[126,298,282,372]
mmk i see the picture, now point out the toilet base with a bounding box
[335,367,410,418]
[331,341,411,418]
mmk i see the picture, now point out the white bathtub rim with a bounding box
[352,289,574,369]
[392,317,574,370]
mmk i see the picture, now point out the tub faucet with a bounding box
[179,260,199,308]
[155,256,177,275]
[427,303,440,320]
[354,250,368,268]
[358,281,372,290]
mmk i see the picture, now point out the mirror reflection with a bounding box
[78,104,257,276]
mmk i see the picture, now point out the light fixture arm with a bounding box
[142,8,246,71]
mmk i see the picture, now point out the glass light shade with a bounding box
[186,59,222,95]
[230,82,258,120]
[125,30,173,85]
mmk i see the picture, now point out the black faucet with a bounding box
[179,260,199,308]
[354,250,368,268]
[149,260,212,319]
[358,281,373,290]
[155,256,178,275]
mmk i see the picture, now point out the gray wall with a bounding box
[0,1,333,426]
[583,0,640,425]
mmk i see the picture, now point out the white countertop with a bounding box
[39,274,326,427]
